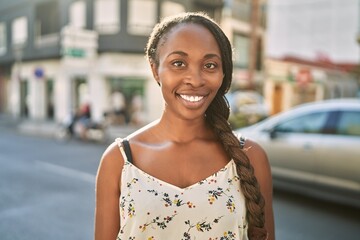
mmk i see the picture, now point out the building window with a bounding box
[128,0,156,35]
[94,0,120,34]
[12,17,28,47]
[69,0,86,28]
[35,1,60,46]
[233,34,249,68]
[161,1,185,18]
[232,0,251,22]
[35,1,60,35]
[0,22,6,55]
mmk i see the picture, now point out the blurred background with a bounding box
[0,0,359,239]
[0,0,359,131]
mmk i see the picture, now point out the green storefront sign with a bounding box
[62,48,86,58]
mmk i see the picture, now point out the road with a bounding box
[0,127,359,240]
[0,127,105,240]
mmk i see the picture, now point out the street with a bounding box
[0,127,359,240]
[0,127,105,240]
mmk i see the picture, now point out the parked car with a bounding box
[235,99,360,208]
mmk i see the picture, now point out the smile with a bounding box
[179,95,204,103]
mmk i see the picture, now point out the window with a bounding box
[0,22,6,55]
[34,1,60,46]
[35,1,60,36]
[69,0,86,28]
[232,0,251,22]
[161,1,185,18]
[274,112,329,134]
[337,111,360,136]
[12,17,28,47]
[128,0,156,35]
[233,34,249,68]
[94,0,120,34]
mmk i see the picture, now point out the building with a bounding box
[221,0,267,91]
[265,56,359,114]
[265,0,360,114]
[0,0,223,125]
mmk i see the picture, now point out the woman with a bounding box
[95,12,274,240]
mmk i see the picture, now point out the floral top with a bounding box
[116,138,248,240]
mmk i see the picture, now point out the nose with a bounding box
[183,67,205,87]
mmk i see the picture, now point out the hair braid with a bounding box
[206,94,267,239]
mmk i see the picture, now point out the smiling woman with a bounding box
[95,12,274,240]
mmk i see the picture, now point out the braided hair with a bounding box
[145,12,267,239]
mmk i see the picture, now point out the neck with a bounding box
[155,115,213,143]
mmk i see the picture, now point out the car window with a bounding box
[274,112,328,134]
[336,111,360,136]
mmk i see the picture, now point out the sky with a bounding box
[267,0,360,63]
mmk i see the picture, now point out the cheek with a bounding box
[158,77,174,97]
[157,68,179,88]
[211,74,224,91]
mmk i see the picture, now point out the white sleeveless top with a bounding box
[116,138,249,240]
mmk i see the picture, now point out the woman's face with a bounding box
[152,23,223,121]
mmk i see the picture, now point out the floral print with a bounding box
[116,139,248,240]
[139,211,178,232]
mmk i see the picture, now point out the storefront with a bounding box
[8,53,160,125]
[8,27,163,125]
[264,58,358,115]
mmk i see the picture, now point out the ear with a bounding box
[150,62,160,86]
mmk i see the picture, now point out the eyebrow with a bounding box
[167,51,221,60]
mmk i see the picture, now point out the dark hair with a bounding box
[145,12,267,239]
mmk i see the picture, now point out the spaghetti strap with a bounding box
[233,131,246,149]
[115,138,130,163]
[239,135,246,149]
[122,139,134,164]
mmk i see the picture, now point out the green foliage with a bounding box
[229,112,266,129]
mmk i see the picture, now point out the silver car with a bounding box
[235,99,360,208]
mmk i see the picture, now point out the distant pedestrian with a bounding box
[108,90,126,125]
[129,93,144,125]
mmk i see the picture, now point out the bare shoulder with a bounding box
[242,138,270,174]
[96,140,125,185]
[95,140,124,240]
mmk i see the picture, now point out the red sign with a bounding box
[296,69,312,86]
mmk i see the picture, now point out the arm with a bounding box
[244,139,275,240]
[94,142,123,240]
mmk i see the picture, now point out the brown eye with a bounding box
[204,63,216,69]
[172,61,185,67]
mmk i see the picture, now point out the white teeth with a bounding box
[180,95,204,102]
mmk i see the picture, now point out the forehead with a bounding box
[158,23,220,56]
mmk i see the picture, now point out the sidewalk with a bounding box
[0,113,21,130]
[0,113,139,143]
